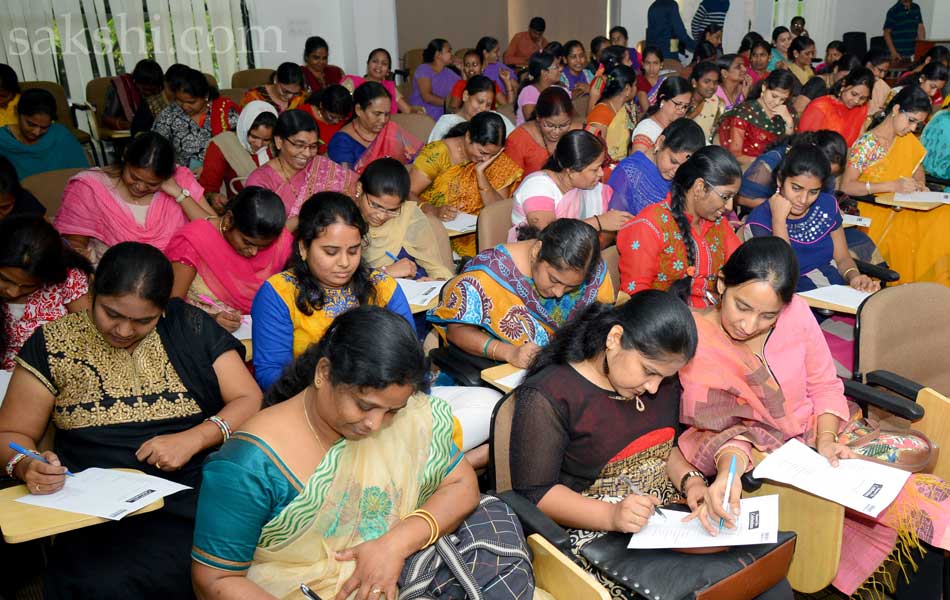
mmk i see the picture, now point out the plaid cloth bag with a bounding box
[398,495,535,600]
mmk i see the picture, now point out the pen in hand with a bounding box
[719,454,738,532]
[8,442,75,476]
[618,474,666,520]
[300,583,323,600]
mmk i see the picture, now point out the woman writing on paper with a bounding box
[508,291,707,597]
[356,158,454,281]
[678,237,950,599]
[841,86,950,285]
[0,242,261,599]
[428,219,613,369]
[166,186,293,332]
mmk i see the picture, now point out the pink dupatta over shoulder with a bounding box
[55,166,203,252]
[245,156,358,218]
[165,219,293,314]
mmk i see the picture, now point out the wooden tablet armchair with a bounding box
[743,378,949,593]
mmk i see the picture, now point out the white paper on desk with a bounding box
[16,468,191,520]
[495,369,526,390]
[894,191,950,204]
[752,439,910,517]
[232,315,252,341]
[442,212,478,233]
[797,285,871,311]
[397,279,446,306]
[627,495,779,549]
[841,214,871,227]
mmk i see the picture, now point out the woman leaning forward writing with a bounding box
[0,243,261,598]
[191,306,534,600]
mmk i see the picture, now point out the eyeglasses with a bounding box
[668,98,691,113]
[705,184,736,205]
[539,118,572,131]
[283,138,320,152]
[277,84,299,99]
[364,195,402,216]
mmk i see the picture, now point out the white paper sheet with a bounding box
[894,191,950,204]
[494,369,526,390]
[397,279,446,307]
[16,468,191,520]
[232,315,253,341]
[627,495,779,549]
[442,212,478,233]
[841,214,871,228]
[797,285,872,311]
[752,439,911,517]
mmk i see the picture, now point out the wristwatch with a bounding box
[680,470,708,493]
[175,188,192,204]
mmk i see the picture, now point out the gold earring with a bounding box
[315,377,322,387]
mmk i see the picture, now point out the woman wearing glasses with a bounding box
[842,87,948,284]
[505,86,576,176]
[617,146,742,307]
[515,51,563,126]
[245,110,358,223]
[717,69,797,169]
[357,158,454,281]
[240,62,307,113]
[630,77,693,156]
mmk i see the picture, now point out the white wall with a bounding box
[247,0,397,76]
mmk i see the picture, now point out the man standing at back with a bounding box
[691,0,730,42]
[647,0,696,64]
[504,16,548,68]
[884,0,925,61]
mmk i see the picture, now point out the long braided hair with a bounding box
[667,145,741,302]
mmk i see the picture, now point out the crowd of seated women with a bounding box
[0,15,949,600]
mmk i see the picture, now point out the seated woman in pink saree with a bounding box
[678,237,950,599]
[55,132,211,265]
[165,186,293,332]
[245,109,357,221]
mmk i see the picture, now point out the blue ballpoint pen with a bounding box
[8,442,75,476]
[719,454,737,531]
[385,251,399,262]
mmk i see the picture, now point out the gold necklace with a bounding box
[302,389,327,454]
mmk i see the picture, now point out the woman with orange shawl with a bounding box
[678,237,950,598]
[584,65,637,174]
[798,68,874,147]
[326,82,421,174]
[840,86,948,285]
[410,112,522,256]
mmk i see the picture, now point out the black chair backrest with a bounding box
[842,32,868,60]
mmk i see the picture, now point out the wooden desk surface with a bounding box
[445,228,474,238]
[481,363,524,394]
[874,193,942,212]
[241,338,253,361]
[0,469,164,544]
[410,296,439,314]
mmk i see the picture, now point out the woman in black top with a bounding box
[509,290,704,598]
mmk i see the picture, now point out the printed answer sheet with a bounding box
[752,439,910,517]
[232,316,252,341]
[894,191,950,204]
[397,279,446,307]
[442,212,478,233]
[16,468,190,520]
[626,495,778,549]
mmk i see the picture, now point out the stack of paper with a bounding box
[627,495,779,549]
[495,369,526,390]
[797,285,871,312]
[841,214,871,228]
[232,315,253,341]
[752,439,911,517]
[397,279,446,307]
[442,212,478,233]
[16,468,191,520]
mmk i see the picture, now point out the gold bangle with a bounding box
[403,509,440,548]
[714,448,745,470]
[842,267,858,281]
[818,430,839,443]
